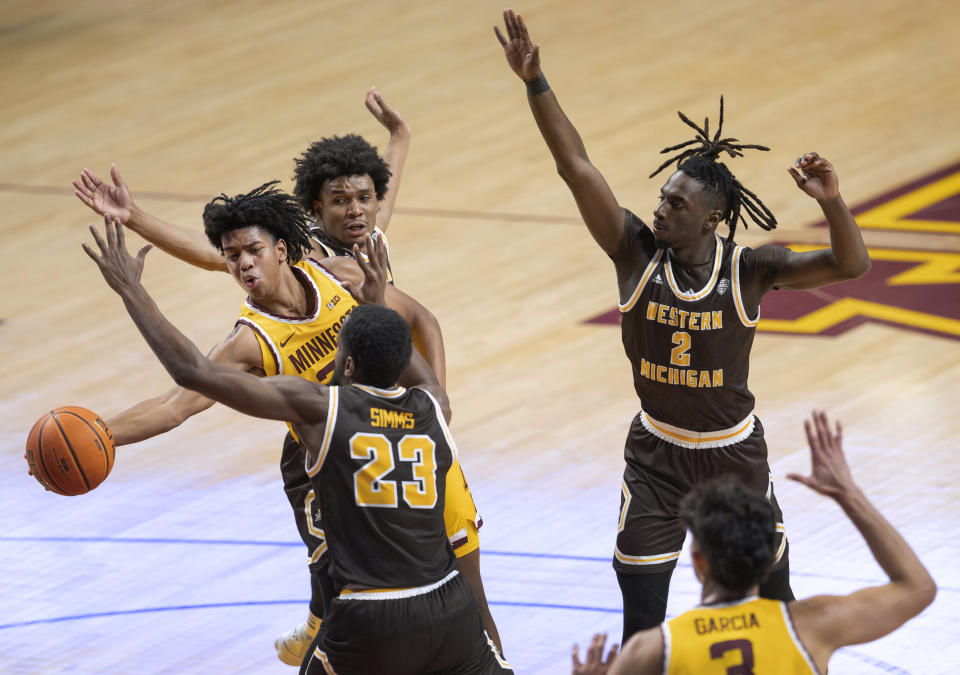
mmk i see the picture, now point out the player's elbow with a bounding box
[917,575,938,611]
[833,253,871,281]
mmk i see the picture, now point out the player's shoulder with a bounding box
[734,242,791,271]
[618,625,665,674]
[214,320,266,370]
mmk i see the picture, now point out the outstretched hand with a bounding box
[494,9,542,82]
[344,233,388,306]
[365,87,411,137]
[82,214,152,295]
[73,164,135,223]
[572,633,619,675]
[788,152,840,201]
[787,410,857,500]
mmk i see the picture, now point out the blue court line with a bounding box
[3,535,956,592]
[0,602,910,675]
[0,599,619,631]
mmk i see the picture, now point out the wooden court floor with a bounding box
[2,1,959,672]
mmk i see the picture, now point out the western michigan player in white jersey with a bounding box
[571,410,936,675]
[495,10,872,642]
[83,216,512,675]
[73,91,504,659]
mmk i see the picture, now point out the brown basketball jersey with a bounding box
[613,210,786,432]
[305,384,457,589]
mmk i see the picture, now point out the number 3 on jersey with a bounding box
[351,433,438,509]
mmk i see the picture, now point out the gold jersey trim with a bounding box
[306,386,340,477]
[353,384,408,399]
[337,569,459,601]
[614,546,682,566]
[665,234,723,301]
[640,410,755,449]
[732,245,760,327]
[619,249,665,313]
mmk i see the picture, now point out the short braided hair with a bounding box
[650,97,777,242]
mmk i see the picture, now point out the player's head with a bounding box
[680,477,776,594]
[202,181,312,297]
[333,304,412,388]
[650,97,777,246]
[292,134,392,249]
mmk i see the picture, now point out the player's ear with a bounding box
[312,198,323,220]
[276,238,288,264]
[344,355,356,379]
[704,209,722,232]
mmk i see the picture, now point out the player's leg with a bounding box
[277,432,327,665]
[613,417,690,641]
[428,573,514,674]
[713,418,795,601]
[445,460,503,655]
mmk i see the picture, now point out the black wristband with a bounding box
[525,73,550,96]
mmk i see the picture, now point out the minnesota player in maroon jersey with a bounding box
[495,9,871,642]
[571,411,935,675]
[83,216,511,675]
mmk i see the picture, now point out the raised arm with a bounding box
[365,87,411,232]
[771,153,871,290]
[83,216,328,428]
[786,411,936,672]
[74,165,227,272]
[106,324,264,445]
[319,249,447,389]
[494,10,625,254]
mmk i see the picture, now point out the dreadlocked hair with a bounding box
[650,97,777,242]
[293,134,392,214]
[202,180,312,262]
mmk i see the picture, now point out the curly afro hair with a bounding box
[680,478,776,593]
[202,181,312,262]
[293,134,392,214]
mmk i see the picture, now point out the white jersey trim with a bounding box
[614,546,681,567]
[353,384,407,399]
[619,249,665,313]
[781,602,822,675]
[640,410,755,449]
[235,318,283,376]
[665,234,723,301]
[337,569,459,601]
[418,387,459,463]
[732,245,760,327]
[306,386,339,477]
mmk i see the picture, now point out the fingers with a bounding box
[137,244,153,263]
[787,167,806,186]
[364,87,382,117]
[608,642,620,662]
[88,222,108,255]
[493,24,507,47]
[571,643,582,667]
[587,633,606,663]
[110,162,126,188]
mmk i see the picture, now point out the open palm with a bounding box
[494,9,541,82]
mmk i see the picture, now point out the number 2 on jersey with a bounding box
[670,330,692,367]
[351,433,438,509]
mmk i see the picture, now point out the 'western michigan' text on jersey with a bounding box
[236,258,357,385]
[662,596,817,674]
[613,210,787,433]
[306,384,457,589]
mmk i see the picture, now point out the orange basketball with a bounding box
[25,406,116,496]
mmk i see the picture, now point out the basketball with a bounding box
[25,406,116,496]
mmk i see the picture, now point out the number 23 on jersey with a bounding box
[350,433,438,508]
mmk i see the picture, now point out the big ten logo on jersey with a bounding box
[370,407,415,429]
[326,294,342,311]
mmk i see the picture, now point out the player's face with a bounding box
[313,174,379,250]
[652,172,720,249]
[221,227,287,299]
